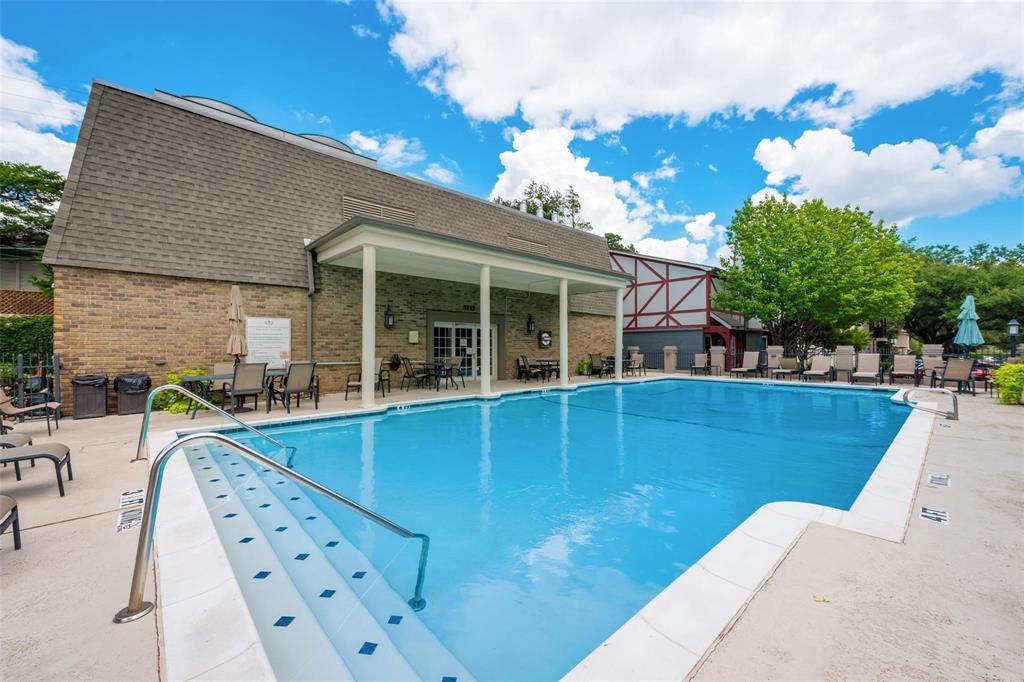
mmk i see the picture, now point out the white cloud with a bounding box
[707,163,719,173]
[383,2,1021,131]
[293,110,331,125]
[968,108,1024,159]
[423,156,460,185]
[352,24,380,40]
[0,36,84,174]
[632,154,679,189]
[490,127,724,264]
[345,130,426,168]
[753,128,1021,225]
[750,187,784,204]
[682,212,724,242]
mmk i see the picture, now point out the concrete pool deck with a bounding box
[1,374,1021,680]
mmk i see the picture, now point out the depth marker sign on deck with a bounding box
[920,507,949,524]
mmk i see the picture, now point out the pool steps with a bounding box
[188,444,473,681]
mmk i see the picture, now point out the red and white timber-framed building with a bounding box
[609,250,768,369]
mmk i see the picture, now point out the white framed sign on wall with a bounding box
[245,317,291,369]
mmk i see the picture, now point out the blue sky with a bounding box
[2,1,1022,262]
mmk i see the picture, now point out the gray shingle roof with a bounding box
[44,82,615,302]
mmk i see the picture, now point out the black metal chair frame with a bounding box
[1,498,20,550]
[276,363,320,413]
[222,363,271,414]
[401,357,430,391]
[1,448,74,497]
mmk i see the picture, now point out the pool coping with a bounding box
[149,376,934,681]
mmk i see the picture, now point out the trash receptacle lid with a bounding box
[71,374,108,386]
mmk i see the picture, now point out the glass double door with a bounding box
[432,322,498,380]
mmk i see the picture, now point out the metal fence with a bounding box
[0,352,62,419]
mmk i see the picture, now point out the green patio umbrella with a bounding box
[953,294,985,349]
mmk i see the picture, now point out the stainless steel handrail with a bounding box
[114,431,430,624]
[900,386,959,420]
[132,384,292,463]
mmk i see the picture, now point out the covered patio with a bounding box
[307,217,633,407]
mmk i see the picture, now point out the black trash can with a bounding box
[72,374,108,419]
[115,374,152,416]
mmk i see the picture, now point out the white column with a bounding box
[615,287,624,380]
[559,277,569,388]
[479,264,491,395]
[361,245,377,408]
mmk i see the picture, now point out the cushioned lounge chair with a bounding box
[709,346,726,375]
[833,347,857,381]
[729,351,762,378]
[1,495,20,550]
[0,386,60,436]
[771,356,799,380]
[0,443,73,497]
[690,353,709,376]
[851,353,882,384]
[801,355,833,382]
[890,354,919,385]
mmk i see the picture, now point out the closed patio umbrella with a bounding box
[953,295,984,351]
[227,285,248,364]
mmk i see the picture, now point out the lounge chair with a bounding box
[922,354,945,384]
[850,353,882,384]
[625,353,645,377]
[588,354,607,378]
[801,355,833,382]
[729,351,762,378]
[276,362,319,413]
[833,347,857,382]
[401,357,429,390]
[890,355,919,386]
[0,386,60,436]
[932,357,976,395]
[690,353,709,376]
[765,346,784,372]
[1,495,20,550]
[709,346,726,375]
[771,356,799,380]
[1,433,32,448]
[222,363,270,413]
[0,443,74,497]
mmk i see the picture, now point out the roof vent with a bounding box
[298,134,355,154]
[180,96,257,121]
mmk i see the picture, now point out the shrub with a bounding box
[153,368,207,413]
[576,358,592,375]
[0,315,53,356]
[993,362,1024,405]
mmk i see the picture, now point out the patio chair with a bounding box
[210,362,235,405]
[922,354,945,384]
[444,355,466,389]
[1,495,20,550]
[890,354,919,386]
[770,356,799,380]
[690,353,709,376]
[519,356,544,382]
[588,354,607,378]
[401,357,430,390]
[628,353,646,377]
[833,347,857,381]
[376,358,391,395]
[850,353,882,384]
[0,386,60,437]
[223,363,270,414]
[729,351,762,378]
[932,357,976,395]
[0,443,74,497]
[276,362,319,413]
[801,355,833,382]
[345,361,389,400]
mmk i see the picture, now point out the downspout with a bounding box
[305,246,315,362]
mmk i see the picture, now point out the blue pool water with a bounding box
[226,379,908,680]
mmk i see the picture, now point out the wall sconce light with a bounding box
[384,304,396,329]
[527,314,536,334]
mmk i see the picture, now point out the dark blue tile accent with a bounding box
[215,494,228,499]
[262,468,271,473]
[246,487,256,491]
[441,677,457,682]
[325,541,339,548]
[209,478,220,482]
[253,571,271,579]
[275,526,287,532]
[289,496,300,501]
[305,516,317,521]
[352,571,366,579]
[358,642,377,655]
[295,553,309,561]
[273,616,294,627]
[221,453,230,457]
[320,589,336,598]
[197,456,206,460]
[275,481,285,485]
[202,466,212,470]
[230,462,238,466]
[235,473,245,478]
[223,513,238,518]
[388,615,403,625]
[259,503,271,508]
[239,537,254,544]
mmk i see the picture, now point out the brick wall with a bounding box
[54,264,617,413]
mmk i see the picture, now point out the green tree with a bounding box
[713,195,917,354]
[1,162,65,297]
[605,232,637,253]
[494,181,593,231]
[904,242,1024,346]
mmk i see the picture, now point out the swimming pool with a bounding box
[185,379,909,680]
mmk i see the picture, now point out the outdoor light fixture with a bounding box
[384,304,396,329]
[527,315,536,334]
[1009,318,1019,357]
